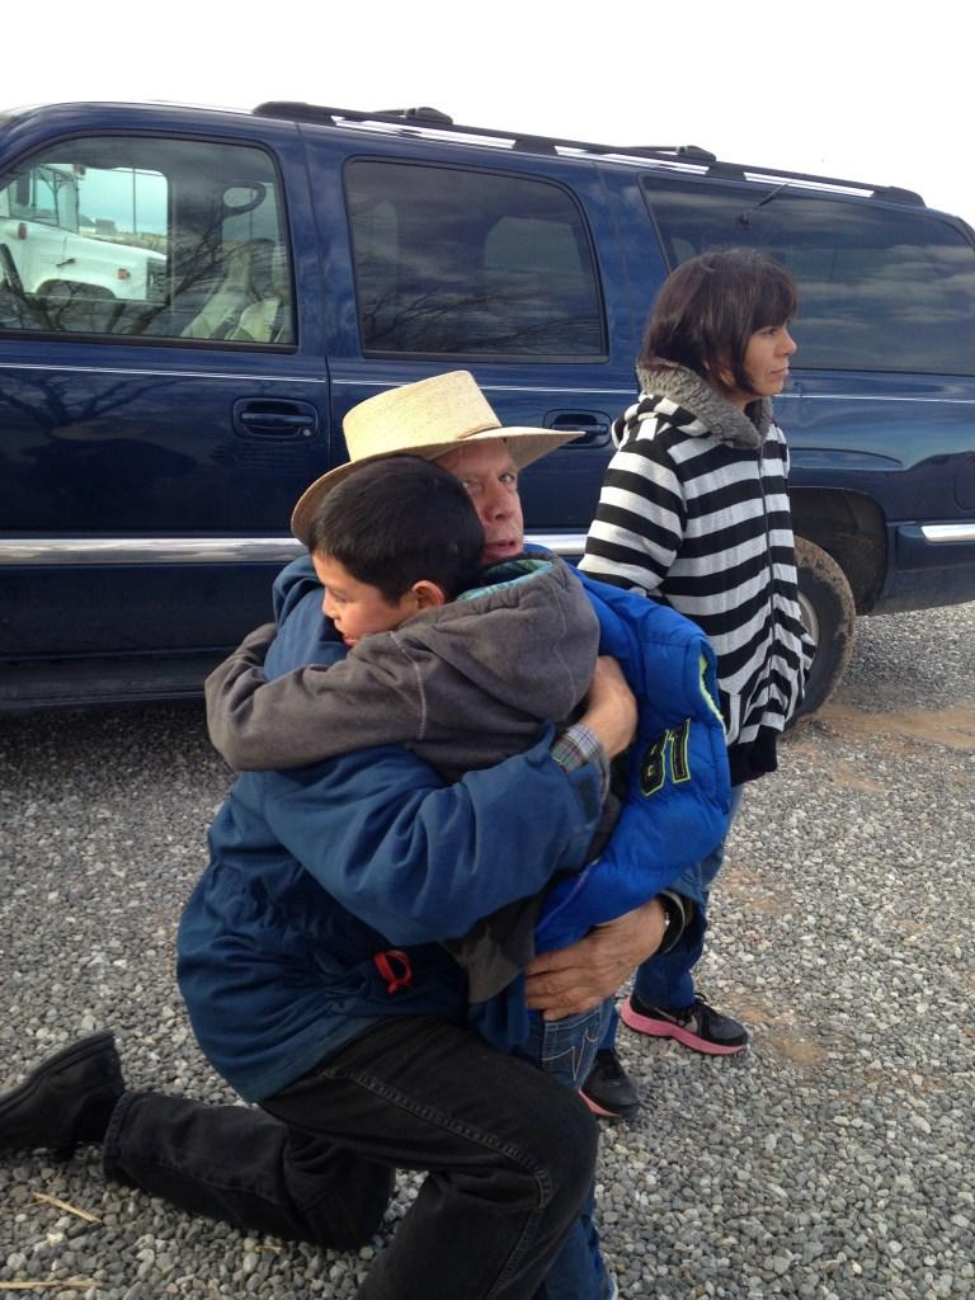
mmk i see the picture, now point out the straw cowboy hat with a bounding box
[291,370,579,546]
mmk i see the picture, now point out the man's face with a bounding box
[435,441,525,566]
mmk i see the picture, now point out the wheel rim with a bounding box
[797,589,820,646]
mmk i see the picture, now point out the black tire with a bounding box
[792,536,857,721]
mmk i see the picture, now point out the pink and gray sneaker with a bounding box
[621,994,748,1056]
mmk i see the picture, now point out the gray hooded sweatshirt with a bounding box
[206,554,600,780]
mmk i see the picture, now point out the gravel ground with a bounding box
[1,602,973,1300]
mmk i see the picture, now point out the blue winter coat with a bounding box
[471,570,731,1049]
[534,572,731,952]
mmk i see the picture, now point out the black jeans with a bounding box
[104,1017,598,1299]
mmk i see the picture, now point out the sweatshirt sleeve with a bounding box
[262,727,607,946]
[206,627,425,772]
[578,425,686,594]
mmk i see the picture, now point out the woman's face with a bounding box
[722,324,797,410]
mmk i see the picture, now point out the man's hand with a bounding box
[525,898,668,1020]
[577,655,638,760]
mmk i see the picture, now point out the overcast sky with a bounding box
[6,0,972,227]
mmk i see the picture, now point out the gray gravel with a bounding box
[1,602,974,1299]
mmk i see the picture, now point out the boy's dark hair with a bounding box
[307,455,485,602]
[639,248,799,394]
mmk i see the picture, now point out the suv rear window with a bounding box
[644,178,975,375]
[346,160,606,359]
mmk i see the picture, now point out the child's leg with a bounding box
[632,784,745,1014]
[596,1002,618,1055]
[519,1000,611,1091]
[517,997,616,1300]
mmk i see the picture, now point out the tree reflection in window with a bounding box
[348,161,606,358]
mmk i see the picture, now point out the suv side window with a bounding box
[0,138,293,345]
[346,160,606,358]
[644,178,975,375]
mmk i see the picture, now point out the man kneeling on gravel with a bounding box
[0,374,675,1300]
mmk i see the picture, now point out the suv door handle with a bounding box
[233,399,319,439]
[543,410,612,447]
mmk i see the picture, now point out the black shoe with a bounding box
[0,1031,124,1158]
[579,1048,641,1121]
[621,993,749,1055]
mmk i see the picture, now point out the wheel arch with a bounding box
[789,487,887,614]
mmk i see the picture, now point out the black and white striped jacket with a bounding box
[580,363,814,779]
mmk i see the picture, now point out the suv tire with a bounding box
[793,536,857,720]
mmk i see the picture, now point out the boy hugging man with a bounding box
[208,452,616,1017]
[208,454,602,797]
[202,372,731,1300]
[206,438,729,1036]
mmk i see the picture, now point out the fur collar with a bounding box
[635,362,771,449]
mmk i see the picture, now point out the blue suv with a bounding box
[2,100,974,713]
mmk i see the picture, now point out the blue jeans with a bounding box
[633,782,745,1011]
[518,998,615,1300]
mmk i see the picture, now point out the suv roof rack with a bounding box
[252,102,925,206]
[252,101,717,161]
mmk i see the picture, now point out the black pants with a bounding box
[104,1017,598,1299]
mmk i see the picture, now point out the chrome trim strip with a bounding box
[527,533,588,556]
[323,379,975,405]
[795,392,975,406]
[331,377,635,397]
[921,523,975,543]
[0,532,591,565]
[0,538,305,565]
[0,363,626,398]
[0,361,328,384]
[2,361,972,403]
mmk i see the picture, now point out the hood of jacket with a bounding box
[273,551,598,729]
[389,553,600,739]
[629,362,773,450]
[245,551,599,782]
